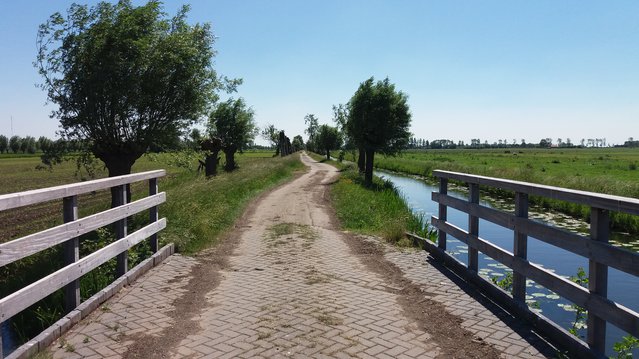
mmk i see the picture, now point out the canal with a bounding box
[377,169,639,357]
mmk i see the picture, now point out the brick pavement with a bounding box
[47,154,555,358]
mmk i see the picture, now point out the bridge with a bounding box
[1,154,637,358]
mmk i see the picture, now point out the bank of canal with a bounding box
[376,169,639,357]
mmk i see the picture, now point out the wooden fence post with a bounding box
[114,185,128,277]
[587,207,609,354]
[149,178,159,253]
[468,183,479,272]
[513,192,528,302]
[63,195,80,313]
[438,178,448,250]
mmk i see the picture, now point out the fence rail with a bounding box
[415,170,639,358]
[0,170,166,359]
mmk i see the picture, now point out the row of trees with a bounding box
[0,135,87,154]
[0,135,40,154]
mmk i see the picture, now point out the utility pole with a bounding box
[10,115,13,136]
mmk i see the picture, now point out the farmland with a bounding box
[370,147,639,198]
[338,147,639,232]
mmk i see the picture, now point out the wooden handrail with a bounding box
[0,170,166,359]
[0,170,165,211]
[433,170,639,215]
[429,170,639,357]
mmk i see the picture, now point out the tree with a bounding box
[187,128,203,150]
[37,136,53,152]
[261,124,279,154]
[347,77,411,186]
[35,1,236,178]
[315,124,342,160]
[304,114,319,152]
[23,136,37,154]
[209,97,257,171]
[292,135,304,152]
[200,137,222,177]
[9,136,21,154]
[0,135,7,153]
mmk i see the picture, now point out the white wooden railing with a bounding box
[0,170,167,358]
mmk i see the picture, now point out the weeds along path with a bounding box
[48,153,547,358]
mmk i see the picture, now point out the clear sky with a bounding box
[1,1,638,146]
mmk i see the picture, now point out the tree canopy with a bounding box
[0,135,7,153]
[315,124,342,160]
[36,0,238,176]
[292,135,304,152]
[209,97,257,171]
[304,114,319,152]
[347,77,411,185]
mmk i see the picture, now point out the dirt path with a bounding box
[48,153,553,358]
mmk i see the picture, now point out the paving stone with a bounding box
[45,156,557,359]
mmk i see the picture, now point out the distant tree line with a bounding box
[405,136,634,149]
[0,135,83,154]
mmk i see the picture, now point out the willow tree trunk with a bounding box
[358,147,366,173]
[205,151,220,177]
[364,149,375,187]
[101,153,139,208]
[224,148,237,172]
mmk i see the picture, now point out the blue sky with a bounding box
[0,1,637,145]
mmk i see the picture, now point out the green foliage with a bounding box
[347,77,411,185]
[613,335,639,359]
[315,124,342,160]
[491,271,513,292]
[565,267,638,357]
[209,97,257,170]
[23,136,37,154]
[261,124,279,148]
[568,267,588,338]
[347,77,411,156]
[9,135,21,154]
[304,114,320,152]
[36,0,237,176]
[292,135,304,152]
[0,134,7,153]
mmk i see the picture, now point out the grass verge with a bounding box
[330,166,434,247]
